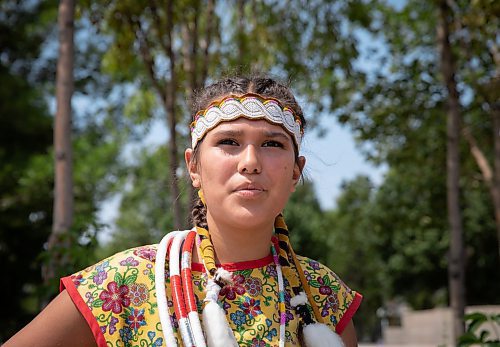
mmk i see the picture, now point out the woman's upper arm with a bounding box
[340,320,358,347]
[4,289,96,347]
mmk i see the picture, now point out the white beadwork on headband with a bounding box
[190,93,303,149]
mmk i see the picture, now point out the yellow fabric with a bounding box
[62,244,361,347]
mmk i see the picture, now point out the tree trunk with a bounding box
[44,0,75,283]
[493,106,500,260]
[488,43,500,260]
[438,0,466,339]
[166,0,182,228]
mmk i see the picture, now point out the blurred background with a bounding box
[1,0,499,344]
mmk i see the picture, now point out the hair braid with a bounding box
[274,215,325,324]
[191,196,208,230]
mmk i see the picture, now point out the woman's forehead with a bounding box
[208,118,293,139]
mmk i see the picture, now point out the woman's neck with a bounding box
[199,215,274,264]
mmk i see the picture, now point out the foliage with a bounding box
[284,181,329,263]
[99,145,189,257]
[0,0,129,340]
[458,312,500,346]
[321,176,385,340]
[0,1,57,341]
[336,0,500,311]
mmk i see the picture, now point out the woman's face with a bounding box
[185,118,305,230]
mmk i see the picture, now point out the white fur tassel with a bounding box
[302,323,345,347]
[202,278,238,347]
[215,267,233,284]
[291,292,344,347]
[290,291,308,307]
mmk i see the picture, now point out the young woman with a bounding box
[5,76,362,347]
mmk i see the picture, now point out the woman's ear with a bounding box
[291,156,306,191]
[185,148,201,188]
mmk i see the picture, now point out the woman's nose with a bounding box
[238,145,262,174]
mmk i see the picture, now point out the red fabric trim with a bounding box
[335,292,363,334]
[60,276,108,347]
[191,254,273,272]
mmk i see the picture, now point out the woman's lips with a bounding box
[234,183,266,198]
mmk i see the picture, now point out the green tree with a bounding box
[44,0,76,285]
[100,145,188,256]
[284,181,329,263]
[0,1,56,340]
[81,0,371,236]
[324,176,385,341]
[336,0,499,316]
[0,0,128,339]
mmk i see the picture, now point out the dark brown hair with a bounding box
[189,75,306,228]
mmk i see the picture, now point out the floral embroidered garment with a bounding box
[61,244,362,347]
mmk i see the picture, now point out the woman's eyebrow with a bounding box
[263,131,291,141]
[211,129,243,137]
[212,129,290,141]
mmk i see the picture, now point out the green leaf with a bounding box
[308,280,320,288]
[114,272,124,285]
[124,274,138,285]
[465,312,488,333]
[479,330,490,342]
[92,299,104,308]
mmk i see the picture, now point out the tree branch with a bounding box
[126,15,166,108]
[462,126,493,185]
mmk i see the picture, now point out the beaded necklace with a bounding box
[169,231,196,346]
[155,229,286,347]
[181,231,206,347]
[195,228,286,347]
[155,230,182,347]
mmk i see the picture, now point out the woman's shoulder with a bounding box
[63,244,159,292]
[60,244,164,346]
[101,244,159,267]
[295,255,363,333]
[295,255,350,289]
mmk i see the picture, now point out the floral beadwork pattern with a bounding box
[61,244,360,347]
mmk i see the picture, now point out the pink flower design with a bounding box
[303,269,313,282]
[308,259,321,270]
[241,297,262,318]
[71,274,84,286]
[93,270,107,285]
[99,281,130,314]
[317,277,332,296]
[129,283,149,306]
[251,338,266,347]
[120,256,139,267]
[220,274,246,300]
[109,316,118,335]
[85,291,94,305]
[126,308,146,331]
[244,277,263,297]
[326,294,339,312]
[266,264,277,277]
[133,247,156,261]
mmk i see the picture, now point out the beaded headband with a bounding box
[190,93,304,150]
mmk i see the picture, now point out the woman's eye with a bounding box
[263,140,284,148]
[218,139,238,146]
